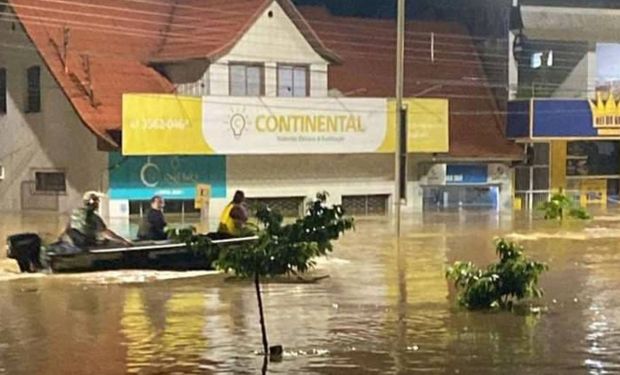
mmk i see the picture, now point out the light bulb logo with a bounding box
[229,113,247,139]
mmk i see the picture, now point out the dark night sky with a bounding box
[292,0,620,38]
[292,0,460,19]
[293,0,620,19]
[291,0,513,37]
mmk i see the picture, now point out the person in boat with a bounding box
[137,195,168,241]
[217,190,249,237]
[64,191,132,248]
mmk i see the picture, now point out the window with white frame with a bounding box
[277,64,309,97]
[229,63,264,96]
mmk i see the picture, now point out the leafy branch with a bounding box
[446,238,548,310]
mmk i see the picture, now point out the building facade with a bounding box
[0,7,108,214]
[509,1,620,209]
[1,0,522,232]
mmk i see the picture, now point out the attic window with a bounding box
[277,65,309,97]
[230,63,264,96]
[268,10,273,18]
[26,66,41,113]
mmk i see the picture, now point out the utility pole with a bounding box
[395,0,406,237]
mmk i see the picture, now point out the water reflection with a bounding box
[122,288,213,374]
[1,211,620,373]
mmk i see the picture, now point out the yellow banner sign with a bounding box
[122,95,449,155]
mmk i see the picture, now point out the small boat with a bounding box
[6,232,259,273]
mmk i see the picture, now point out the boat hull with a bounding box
[7,233,259,273]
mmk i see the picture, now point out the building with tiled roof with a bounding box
[0,0,520,218]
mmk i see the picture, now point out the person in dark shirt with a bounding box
[137,195,168,241]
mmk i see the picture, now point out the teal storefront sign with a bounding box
[108,153,226,200]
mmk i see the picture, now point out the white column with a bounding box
[586,46,598,95]
[264,62,277,97]
[508,0,520,100]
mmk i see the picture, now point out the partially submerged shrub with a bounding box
[217,192,354,276]
[217,192,354,360]
[173,192,354,359]
[538,191,590,222]
[446,239,548,310]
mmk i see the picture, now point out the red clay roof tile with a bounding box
[8,0,337,146]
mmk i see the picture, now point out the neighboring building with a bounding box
[1,0,521,226]
[0,2,114,213]
[300,6,522,212]
[508,1,620,209]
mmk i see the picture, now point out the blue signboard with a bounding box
[533,100,596,137]
[507,98,620,139]
[506,100,530,138]
[108,153,226,200]
[446,165,488,184]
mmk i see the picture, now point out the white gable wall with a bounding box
[209,1,329,97]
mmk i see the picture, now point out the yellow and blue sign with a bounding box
[508,95,620,139]
[580,179,607,207]
[108,153,226,200]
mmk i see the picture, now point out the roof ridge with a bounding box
[153,0,179,56]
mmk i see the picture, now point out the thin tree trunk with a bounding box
[255,272,269,356]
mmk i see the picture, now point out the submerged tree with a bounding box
[446,238,548,310]
[216,192,354,360]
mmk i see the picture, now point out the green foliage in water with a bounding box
[538,192,590,221]
[168,192,354,277]
[217,192,355,278]
[167,227,220,265]
[446,239,548,310]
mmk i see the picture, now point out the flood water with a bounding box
[1,211,620,374]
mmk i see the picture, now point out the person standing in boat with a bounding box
[218,190,249,237]
[137,195,168,241]
[64,191,132,248]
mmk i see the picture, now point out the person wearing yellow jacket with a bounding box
[218,190,249,237]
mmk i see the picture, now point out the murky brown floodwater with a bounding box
[2,211,620,374]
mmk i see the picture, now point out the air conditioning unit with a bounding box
[0,165,5,181]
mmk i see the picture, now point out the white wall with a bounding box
[552,50,597,98]
[225,154,395,212]
[0,17,108,214]
[209,1,329,97]
[522,5,620,42]
[508,30,519,100]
